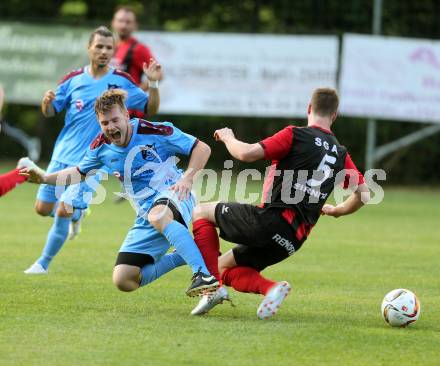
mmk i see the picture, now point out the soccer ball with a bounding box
[381,289,421,327]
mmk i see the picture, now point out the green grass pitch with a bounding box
[0,170,439,365]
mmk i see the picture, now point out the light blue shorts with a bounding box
[119,191,195,261]
[36,160,104,210]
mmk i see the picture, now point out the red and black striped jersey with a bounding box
[259,124,365,242]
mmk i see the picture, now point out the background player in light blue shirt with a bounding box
[21,89,219,297]
[25,26,162,274]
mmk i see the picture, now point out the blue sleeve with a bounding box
[162,122,198,156]
[77,148,103,175]
[125,81,148,111]
[51,80,71,113]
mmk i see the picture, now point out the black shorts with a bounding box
[215,202,301,272]
[115,252,154,268]
[114,198,185,268]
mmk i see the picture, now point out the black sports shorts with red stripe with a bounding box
[214,202,303,272]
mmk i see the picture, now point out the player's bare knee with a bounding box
[113,278,137,292]
[34,205,50,216]
[218,263,228,275]
[192,202,218,223]
[147,214,162,232]
[34,202,53,216]
[192,205,205,221]
[113,265,140,292]
[218,250,236,274]
[56,202,74,218]
[148,205,172,232]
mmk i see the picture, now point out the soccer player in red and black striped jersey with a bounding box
[111,6,158,92]
[190,88,370,319]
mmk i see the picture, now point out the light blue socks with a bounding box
[162,221,210,275]
[37,215,70,270]
[140,251,186,287]
[71,208,81,222]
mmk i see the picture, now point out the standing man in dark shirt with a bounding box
[190,88,370,319]
[111,5,158,92]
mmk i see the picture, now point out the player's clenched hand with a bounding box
[169,176,192,201]
[214,128,235,142]
[144,58,163,82]
[42,90,55,105]
[19,167,45,184]
[321,204,341,218]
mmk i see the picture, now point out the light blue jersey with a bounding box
[78,119,198,258]
[51,67,148,166]
[78,118,197,217]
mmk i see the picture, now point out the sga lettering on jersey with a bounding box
[314,137,339,155]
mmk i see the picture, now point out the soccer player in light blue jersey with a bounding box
[25,26,162,274]
[21,89,219,297]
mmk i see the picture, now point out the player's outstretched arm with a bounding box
[20,166,84,186]
[322,183,370,218]
[214,127,264,163]
[170,140,211,200]
[41,90,56,117]
[143,59,162,116]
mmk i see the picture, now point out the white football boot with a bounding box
[24,262,48,275]
[17,157,35,169]
[257,281,291,320]
[16,157,46,183]
[68,208,90,240]
[17,157,45,174]
[191,286,233,315]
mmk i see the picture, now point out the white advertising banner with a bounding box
[0,22,89,105]
[340,34,440,123]
[137,32,338,117]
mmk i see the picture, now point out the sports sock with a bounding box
[0,169,27,197]
[71,208,81,222]
[192,219,220,280]
[140,251,186,287]
[221,266,276,295]
[162,220,210,275]
[37,216,71,270]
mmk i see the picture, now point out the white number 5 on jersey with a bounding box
[306,154,336,187]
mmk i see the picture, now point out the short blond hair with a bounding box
[311,88,339,117]
[94,89,127,115]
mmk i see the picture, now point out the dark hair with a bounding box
[311,88,339,117]
[88,26,114,46]
[113,5,138,21]
[95,89,127,115]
